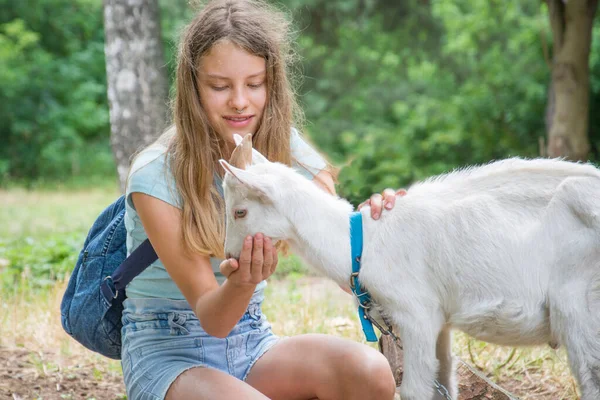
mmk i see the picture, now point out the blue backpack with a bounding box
[60,195,157,359]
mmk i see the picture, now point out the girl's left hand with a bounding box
[357,188,407,220]
[220,233,278,287]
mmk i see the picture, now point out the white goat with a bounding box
[220,134,600,400]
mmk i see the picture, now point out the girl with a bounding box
[122,1,399,399]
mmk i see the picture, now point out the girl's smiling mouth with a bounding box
[223,114,254,127]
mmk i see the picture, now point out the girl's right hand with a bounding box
[220,233,278,288]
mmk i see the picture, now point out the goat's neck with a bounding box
[282,184,354,287]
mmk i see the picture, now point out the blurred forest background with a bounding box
[2,0,600,202]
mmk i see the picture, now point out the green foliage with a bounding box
[0,236,312,293]
[0,234,80,292]
[0,188,119,294]
[2,0,600,199]
[290,0,554,204]
[0,186,307,295]
[589,22,600,161]
[0,0,193,185]
[159,0,194,87]
[0,0,110,183]
[273,253,310,279]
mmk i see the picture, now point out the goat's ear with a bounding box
[231,133,269,167]
[219,159,274,200]
[251,148,269,165]
[229,134,253,169]
[237,133,269,165]
[233,134,245,146]
[220,159,240,179]
[233,133,252,147]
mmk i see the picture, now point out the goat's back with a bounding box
[405,157,600,216]
[360,157,600,339]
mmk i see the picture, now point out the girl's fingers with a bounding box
[382,188,396,210]
[239,236,253,266]
[236,236,253,281]
[358,188,406,220]
[370,193,383,219]
[219,258,238,277]
[251,233,264,281]
[262,236,273,277]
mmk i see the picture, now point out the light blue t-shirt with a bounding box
[124,129,327,299]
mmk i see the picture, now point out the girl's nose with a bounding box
[229,87,249,111]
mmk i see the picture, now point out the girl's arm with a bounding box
[313,169,336,194]
[132,192,276,338]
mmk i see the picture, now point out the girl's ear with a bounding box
[219,159,274,201]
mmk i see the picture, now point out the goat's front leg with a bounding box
[395,313,445,400]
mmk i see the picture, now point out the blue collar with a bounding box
[349,212,378,342]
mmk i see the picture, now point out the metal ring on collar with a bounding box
[349,272,359,289]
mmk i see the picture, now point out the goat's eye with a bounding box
[234,209,247,219]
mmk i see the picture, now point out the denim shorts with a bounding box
[120,290,279,400]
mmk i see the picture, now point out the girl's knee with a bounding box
[365,351,397,398]
[339,347,396,399]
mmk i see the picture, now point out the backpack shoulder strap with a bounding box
[100,238,158,302]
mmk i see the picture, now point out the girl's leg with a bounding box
[166,367,270,400]
[245,334,396,400]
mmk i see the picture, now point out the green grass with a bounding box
[0,186,579,399]
[0,186,120,237]
[0,186,120,294]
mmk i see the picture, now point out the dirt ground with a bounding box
[0,344,576,400]
[0,346,125,400]
[0,274,575,400]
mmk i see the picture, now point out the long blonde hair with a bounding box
[165,0,302,258]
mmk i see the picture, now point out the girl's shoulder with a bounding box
[125,144,180,208]
[129,144,170,179]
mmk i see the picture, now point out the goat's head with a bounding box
[220,134,294,259]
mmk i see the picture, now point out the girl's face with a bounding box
[198,40,267,152]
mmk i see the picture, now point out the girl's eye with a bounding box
[211,86,228,91]
[234,209,247,219]
[248,82,264,89]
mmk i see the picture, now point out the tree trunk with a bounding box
[545,0,598,161]
[379,336,520,400]
[103,0,169,191]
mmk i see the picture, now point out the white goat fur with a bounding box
[221,142,600,400]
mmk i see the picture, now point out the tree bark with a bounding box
[379,335,520,400]
[545,0,598,161]
[103,0,169,191]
